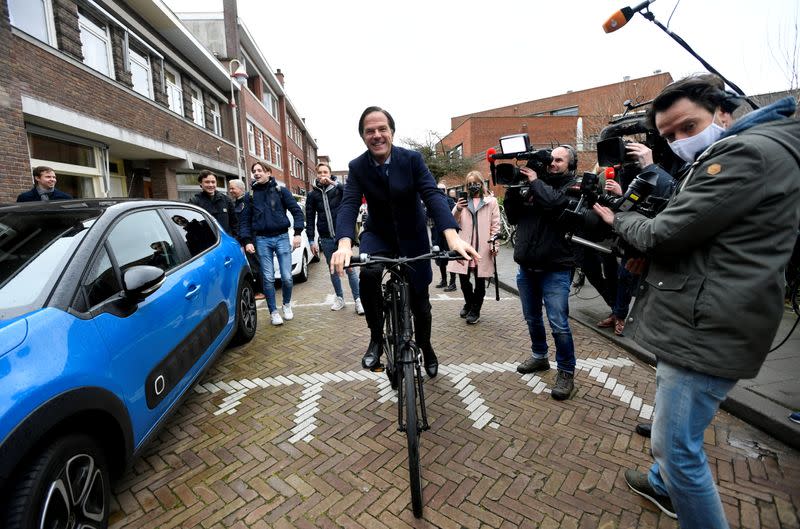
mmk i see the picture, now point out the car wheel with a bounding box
[4,434,109,529]
[296,251,309,283]
[230,274,258,346]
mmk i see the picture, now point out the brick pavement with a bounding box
[110,261,800,528]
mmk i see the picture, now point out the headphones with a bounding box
[558,145,578,172]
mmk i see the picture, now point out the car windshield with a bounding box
[0,209,101,319]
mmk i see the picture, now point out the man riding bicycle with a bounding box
[331,106,479,378]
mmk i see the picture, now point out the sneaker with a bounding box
[270,311,284,326]
[282,304,294,321]
[790,411,800,424]
[331,296,345,311]
[517,356,550,374]
[624,469,677,519]
[635,423,652,438]
[443,283,457,292]
[459,304,470,318]
[466,310,480,324]
[354,297,365,315]
[597,314,616,328]
[551,370,575,400]
[255,293,266,301]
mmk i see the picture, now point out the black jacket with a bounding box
[505,171,577,271]
[305,178,343,240]
[16,187,72,202]
[189,191,238,236]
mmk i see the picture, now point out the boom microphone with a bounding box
[486,148,497,162]
[602,0,655,33]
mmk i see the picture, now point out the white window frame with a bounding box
[263,136,273,164]
[262,88,279,120]
[8,0,57,46]
[210,100,222,136]
[274,143,282,169]
[78,12,115,79]
[128,47,152,98]
[247,122,256,155]
[189,83,205,127]
[254,129,264,158]
[164,64,184,116]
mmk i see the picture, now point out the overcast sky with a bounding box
[165,0,799,171]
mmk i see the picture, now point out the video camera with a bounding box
[487,134,553,186]
[561,169,669,255]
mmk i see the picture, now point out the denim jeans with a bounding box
[612,257,639,320]
[648,361,737,529]
[255,233,293,313]
[319,237,360,300]
[516,267,576,373]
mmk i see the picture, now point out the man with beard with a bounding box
[505,145,580,400]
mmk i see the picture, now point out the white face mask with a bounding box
[669,114,726,163]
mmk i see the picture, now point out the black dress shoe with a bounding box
[423,349,438,378]
[362,339,382,370]
[635,423,652,438]
[434,280,447,288]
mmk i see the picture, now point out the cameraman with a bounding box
[506,145,580,401]
[594,74,800,528]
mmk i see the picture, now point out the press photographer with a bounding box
[593,74,800,528]
[502,143,580,401]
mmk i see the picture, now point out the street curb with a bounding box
[495,277,800,451]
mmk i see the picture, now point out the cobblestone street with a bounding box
[109,262,800,529]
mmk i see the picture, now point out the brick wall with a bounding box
[0,1,32,203]
[5,35,237,198]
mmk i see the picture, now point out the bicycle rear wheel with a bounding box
[403,361,423,518]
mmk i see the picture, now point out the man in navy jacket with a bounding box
[331,106,479,377]
[17,166,72,202]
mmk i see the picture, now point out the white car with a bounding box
[274,209,315,283]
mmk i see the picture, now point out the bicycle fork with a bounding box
[397,346,430,434]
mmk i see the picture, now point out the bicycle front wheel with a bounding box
[403,361,423,518]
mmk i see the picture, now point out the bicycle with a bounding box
[498,204,516,247]
[347,248,462,518]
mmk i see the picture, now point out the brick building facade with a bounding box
[176,3,318,197]
[1,0,243,203]
[439,73,674,196]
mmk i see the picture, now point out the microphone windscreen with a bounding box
[605,167,616,180]
[486,148,497,162]
[602,10,629,33]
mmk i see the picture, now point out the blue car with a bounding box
[0,199,257,529]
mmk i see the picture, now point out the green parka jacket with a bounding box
[614,108,800,380]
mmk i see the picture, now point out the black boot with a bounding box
[422,347,438,378]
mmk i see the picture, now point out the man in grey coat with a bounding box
[594,74,800,529]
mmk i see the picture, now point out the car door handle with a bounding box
[185,284,202,299]
[224,257,233,269]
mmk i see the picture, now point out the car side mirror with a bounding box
[123,265,165,302]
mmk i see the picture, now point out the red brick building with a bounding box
[175,2,318,197]
[1,0,246,202]
[439,72,674,195]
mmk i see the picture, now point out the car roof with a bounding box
[0,198,191,214]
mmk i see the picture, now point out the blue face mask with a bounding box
[669,114,726,163]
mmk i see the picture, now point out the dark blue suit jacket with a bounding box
[16,187,72,202]
[335,146,458,290]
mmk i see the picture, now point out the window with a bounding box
[263,136,272,164]
[294,158,303,180]
[551,106,579,116]
[450,144,463,160]
[79,13,114,78]
[129,48,152,98]
[8,0,56,45]
[189,84,205,127]
[246,122,256,155]
[107,210,180,273]
[167,208,217,257]
[164,65,183,115]
[274,143,282,168]
[254,129,263,158]
[210,100,222,136]
[83,246,120,308]
[262,89,278,119]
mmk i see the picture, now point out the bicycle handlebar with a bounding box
[346,248,465,268]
